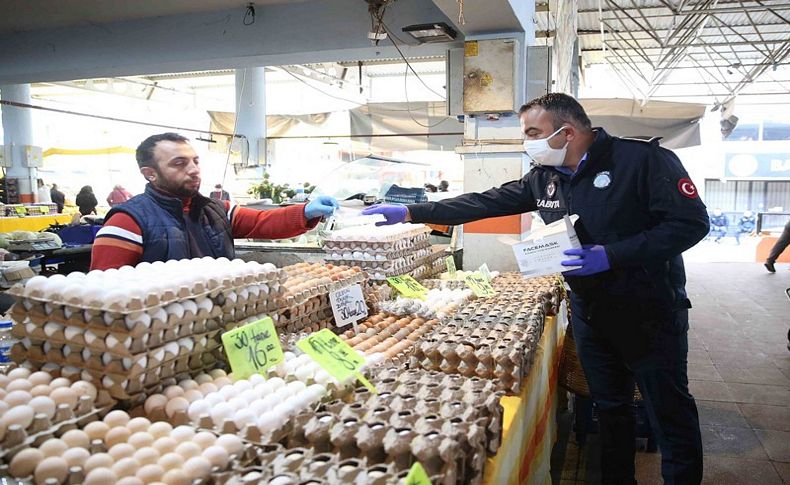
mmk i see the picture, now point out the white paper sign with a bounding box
[512,215,581,278]
[329,284,369,328]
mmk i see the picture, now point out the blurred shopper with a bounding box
[438,180,449,192]
[209,183,231,201]
[50,184,65,213]
[736,210,756,245]
[75,185,98,215]
[764,219,790,273]
[36,179,52,204]
[709,208,728,242]
[106,185,133,207]
[364,93,708,484]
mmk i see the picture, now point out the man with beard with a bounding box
[91,132,338,270]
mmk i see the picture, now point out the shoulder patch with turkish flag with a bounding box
[677,178,698,198]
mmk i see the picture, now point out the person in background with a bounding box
[438,180,449,192]
[50,183,65,213]
[107,184,133,207]
[36,179,52,204]
[363,93,708,484]
[75,185,98,215]
[709,208,729,242]
[210,184,231,201]
[91,133,338,270]
[423,183,438,193]
[764,218,790,273]
[736,210,755,245]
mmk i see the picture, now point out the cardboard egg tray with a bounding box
[323,248,433,273]
[323,238,432,260]
[14,329,221,379]
[3,420,254,485]
[365,247,446,282]
[11,298,223,338]
[213,449,430,485]
[13,315,221,359]
[323,225,431,246]
[0,399,107,466]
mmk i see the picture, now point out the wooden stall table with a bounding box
[484,302,568,485]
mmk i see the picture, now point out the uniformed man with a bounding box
[363,93,708,485]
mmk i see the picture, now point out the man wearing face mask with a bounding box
[363,93,709,484]
[91,133,339,270]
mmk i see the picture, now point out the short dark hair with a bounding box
[519,93,592,131]
[136,132,189,169]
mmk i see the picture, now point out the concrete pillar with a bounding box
[0,84,37,203]
[553,0,579,95]
[235,67,267,168]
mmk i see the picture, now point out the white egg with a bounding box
[2,405,35,429]
[233,409,256,430]
[187,399,211,423]
[215,434,243,455]
[210,402,234,427]
[201,445,229,468]
[28,395,56,419]
[169,425,195,442]
[256,412,284,435]
[5,390,33,406]
[23,275,49,297]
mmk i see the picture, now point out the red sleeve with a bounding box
[90,213,144,270]
[227,203,319,240]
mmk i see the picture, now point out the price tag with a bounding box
[296,328,376,393]
[464,272,497,298]
[444,256,457,278]
[38,206,49,214]
[404,462,432,485]
[14,207,26,216]
[221,317,283,380]
[386,275,428,299]
[329,284,368,329]
[478,263,492,282]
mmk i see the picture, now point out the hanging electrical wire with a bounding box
[221,68,247,186]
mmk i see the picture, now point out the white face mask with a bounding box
[523,126,568,166]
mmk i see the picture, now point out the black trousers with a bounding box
[571,294,703,485]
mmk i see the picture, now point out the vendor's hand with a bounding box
[304,196,339,220]
[561,245,610,277]
[361,204,409,226]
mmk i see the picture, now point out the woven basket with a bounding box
[559,321,643,401]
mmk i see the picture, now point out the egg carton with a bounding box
[280,271,367,307]
[12,298,223,338]
[14,332,221,382]
[366,249,446,282]
[15,320,221,361]
[323,239,432,259]
[0,400,107,465]
[13,316,221,358]
[322,250,433,273]
[323,224,431,245]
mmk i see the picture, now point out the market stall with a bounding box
[0,222,567,484]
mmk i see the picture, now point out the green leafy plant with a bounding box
[248,174,314,204]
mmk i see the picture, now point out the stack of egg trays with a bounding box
[0,395,106,467]
[213,446,421,485]
[282,366,503,485]
[322,226,431,253]
[8,295,231,403]
[366,246,446,282]
[275,268,368,334]
[213,267,288,325]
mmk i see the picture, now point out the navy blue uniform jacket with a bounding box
[408,128,710,308]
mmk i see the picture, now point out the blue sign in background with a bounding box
[725,153,790,178]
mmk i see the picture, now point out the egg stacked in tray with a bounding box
[8,258,284,403]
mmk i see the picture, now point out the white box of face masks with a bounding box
[511,215,581,278]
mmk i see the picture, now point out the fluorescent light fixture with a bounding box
[402,22,457,43]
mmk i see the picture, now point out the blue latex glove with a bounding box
[304,195,339,220]
[561,245,611,276]
[361,204,408,226]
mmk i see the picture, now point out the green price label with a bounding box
[464,272,497,298]
[221,317,283,380]
[296,328,376,393]
[14,207,26,215]
[444,256,457,278]
[478,263,492,282]
[404,462,432,485]
[386,275,428,299]
[38,206,49,214]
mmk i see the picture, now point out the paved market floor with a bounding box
[553,262,790,484]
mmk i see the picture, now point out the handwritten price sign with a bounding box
[478,263,492,282]
[404,462,432,485]
[329,284,368,328]
[464,272,497,298]
[386,275,428,299]
[221,317,283,379]
[445,256,457,278]
[296,328,376,393]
